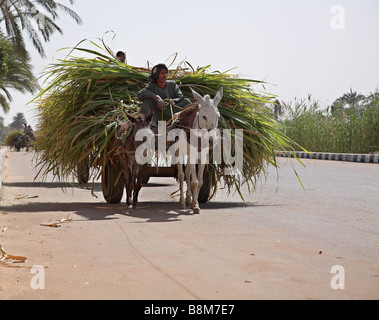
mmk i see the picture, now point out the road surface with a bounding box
[0,151,378,300]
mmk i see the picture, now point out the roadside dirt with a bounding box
[1,151,378,300]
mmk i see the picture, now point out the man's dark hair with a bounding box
[150,64,168,82]
[116,51,126,62]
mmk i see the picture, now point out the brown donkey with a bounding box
[115,108,153,209]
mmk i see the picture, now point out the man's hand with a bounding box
[153,95,165,110]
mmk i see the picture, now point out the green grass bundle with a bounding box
[33,39,302,199]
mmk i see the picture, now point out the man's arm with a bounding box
[137,82,156,100]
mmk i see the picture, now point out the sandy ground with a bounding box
[0,151,378,300]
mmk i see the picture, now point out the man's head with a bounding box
[150,64,168,83]
[116,51,126,63]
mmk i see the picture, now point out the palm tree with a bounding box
[0,0,82,58]
[0,33,38,113]
[343,89,365,109]
[9,111,26,130]
[331,88,366,116]
[366,89,379,106]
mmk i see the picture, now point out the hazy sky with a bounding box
[1,0,378,126]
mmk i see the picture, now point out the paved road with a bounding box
[0,151,378,300]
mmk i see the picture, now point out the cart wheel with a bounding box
[102,161,124,204]
[198,166,212,203]
[77,158,90,184]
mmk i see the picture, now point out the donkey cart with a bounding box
[100,161,213,205]
[77,153,213,205]
[77,90,220,209]
[35,42,295,212]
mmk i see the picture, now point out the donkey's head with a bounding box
[191,87,222,130]
[115,107,153,154]
[125,107,153,150]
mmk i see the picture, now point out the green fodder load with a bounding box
[33,40,302,199]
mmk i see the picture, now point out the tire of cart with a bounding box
[102,161,124,204]
[101,162,212,204]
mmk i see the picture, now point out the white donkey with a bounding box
[176,87,222,214]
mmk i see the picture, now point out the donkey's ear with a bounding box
[145,107,153,124]
[191,88,205,105]
[126,113,137,123]
[213,87,223,107]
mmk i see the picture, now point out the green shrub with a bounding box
[4,130,23,147]
[282,94,379,153]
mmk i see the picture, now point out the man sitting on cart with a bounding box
[138,64,192,131]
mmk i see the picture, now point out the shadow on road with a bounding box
[1,177,276,223]
[0,199,269,224]
[2,181,103,192]
[3,181,177,192]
